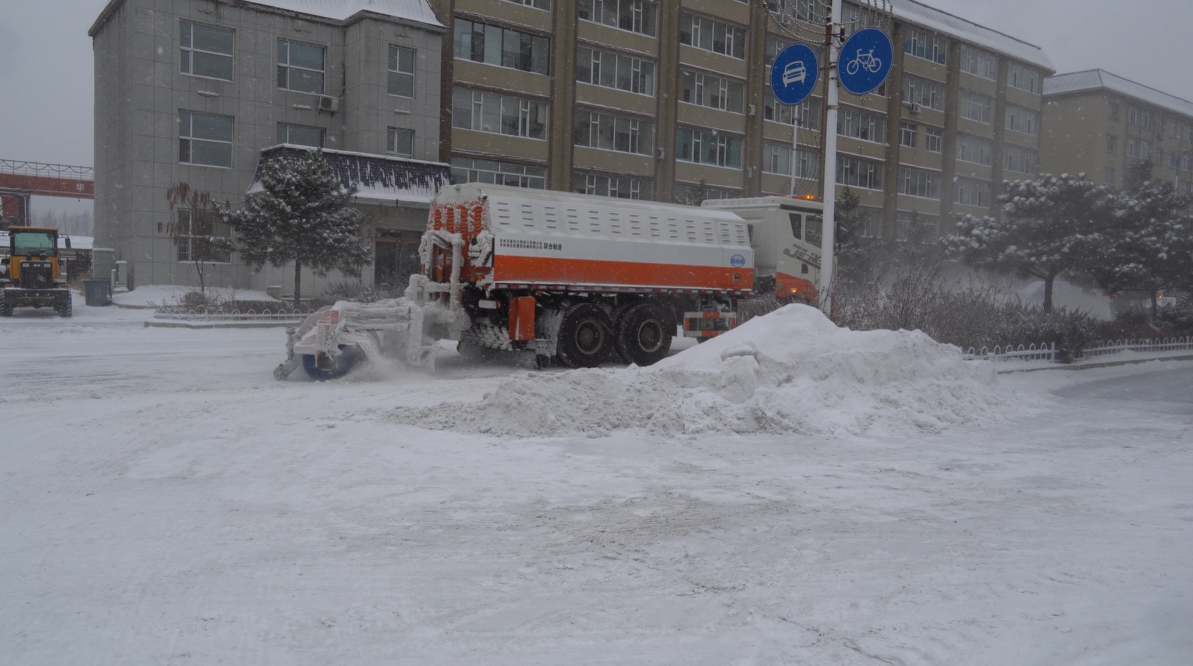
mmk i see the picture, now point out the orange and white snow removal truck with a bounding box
[701,196,826,302]
[276,185,821,379]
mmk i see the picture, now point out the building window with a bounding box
[840,4,880,36]
[503,0,549,8]
[772,0,826,26]
[837,155,883,190]
[954,177,991,207]
[277,39,325,94]
[574,110,654,155]
[277,122,324,148]
[764,91,821,130]
[178,110,233,168]
[1103,167,1116,185]
[453,89,547,139]
[897,166,939,199]
[676,128,742,168]
[453,19,550,75]
[680,70,744,113]
[1107,103,1120,122]
[452,157,546,188]
[903,75,944,111]
[1004,145,1038,174]
[577,47,655,96]
[387,128,414,157]
[578,0,658,37]
[960,91,992,124]
[180,21,233,81]
[679,13,746,59]
[899,121,917,148]
[573,172,652,199]
[903,28,946,65]
[895,210,940,242]
[1138,139,1151,161]
[1008,63,1039,94]
[763,142,819,179]
[765,36,790,67]
[1128,107,1141,127]
[853,206,882,237]
[1106,134,1117,153]
[388,46,415,97]
[959,45,996,80]
[925,127,943,153]
[175,209,232,263]
[1126,138,1137,158]
[837,106,886,143]
[956,134,992,166]
[1005,105,1038,136]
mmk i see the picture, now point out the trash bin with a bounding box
[83,279,111,306]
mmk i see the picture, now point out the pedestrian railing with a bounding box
[153,308,317,323]
[964,337,1193,364]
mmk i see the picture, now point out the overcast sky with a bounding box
[2,0,1191,214]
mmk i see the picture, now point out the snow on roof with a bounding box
[238,0,443,28]
[889,0,1052,72]
[1044,69,1193,119]
[246,145,451,207]
[91,0,443,36]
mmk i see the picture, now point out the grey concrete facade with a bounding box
[90,0,446,293]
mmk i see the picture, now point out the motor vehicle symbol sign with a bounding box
[770,44,818,105]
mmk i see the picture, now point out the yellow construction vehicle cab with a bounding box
[1,226,72,317]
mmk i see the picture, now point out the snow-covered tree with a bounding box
[166,182,234,294]
[943,174,1116,311]
[1091,177,1193,320]
[223,151,370,306]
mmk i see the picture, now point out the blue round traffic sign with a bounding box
[770,44,819,105]
[837,28,893,95]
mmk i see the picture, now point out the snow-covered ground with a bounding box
[2,301,1191,665]
[111,285,282,308]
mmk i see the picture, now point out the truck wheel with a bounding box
[616,302,672,366]
[0,302,11,317]
[302,346,357,381]
[556,303,613,368]
[57,300,72,318]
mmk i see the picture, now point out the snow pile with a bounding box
[393,305,1027,438]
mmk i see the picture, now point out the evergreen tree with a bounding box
[223,151,370,306]
[943,174,1116,311]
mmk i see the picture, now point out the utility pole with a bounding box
[818,0,843,311]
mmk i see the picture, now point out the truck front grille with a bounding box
[19,262,53,289]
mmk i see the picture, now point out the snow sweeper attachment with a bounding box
[273,230,471,381]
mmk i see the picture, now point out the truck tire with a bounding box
[0,302,11,317]
[556,303,613,368]
[57,299,72,318]
[616,302,672,366]
[302,346,357,381]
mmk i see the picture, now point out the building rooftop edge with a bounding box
[1044,68,1193,119]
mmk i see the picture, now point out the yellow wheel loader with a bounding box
[1,227,73,317]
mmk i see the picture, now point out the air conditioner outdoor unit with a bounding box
[318,95,339,113]
[909,102,922,115]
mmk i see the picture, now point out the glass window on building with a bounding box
[387,128,414,157]
[676,128,742,168]
[762,141,819,179]
[452,157,546,188]
[1107,102,1120,122]
[837,106,886,143]
[578,0,658,37]
[903,27,947,65]
[573,172,652,199]
[903,75,945,111]
[853,207,883,238]
[763,91,821,130]
[574,110,654,156]
[956,134,992,166]
[837,155,883,190]
[180,21,233,81]
[175,209,232,263]
[680,70,745,113]
[1003,145,1038,174]
[277,122,324,148]
[503,0,550,8]
[179,110,233,167]
[899,121,917,148]
[897,166,940,199]
[679,13,746,59]
[576,47,655,96]
[925,127,943,153]
[1103,167,1116,186]
[453,89,548,139]
[771,0,826,26]
[277,39,326,94]
[388,46,415,98]
[1005,105,1039,136]
[960,91,992,123]
[954,177,992,207]
[1106,134,1117,153]
[1008,63,1039,94]
[895,210,940,242]
[453,19,550,75]
[960,45,996,80]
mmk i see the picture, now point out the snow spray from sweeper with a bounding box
[274,184,826,380]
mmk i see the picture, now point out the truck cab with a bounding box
[701,196,825,302]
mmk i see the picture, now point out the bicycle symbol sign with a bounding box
[837,28,892,95]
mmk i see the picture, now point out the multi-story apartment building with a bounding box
[1042,69,1193,194]
[426,0,1052,240]
[89,0,450,291]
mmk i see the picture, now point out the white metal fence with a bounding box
[964,337,1193,364]
[153,308,316,323]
